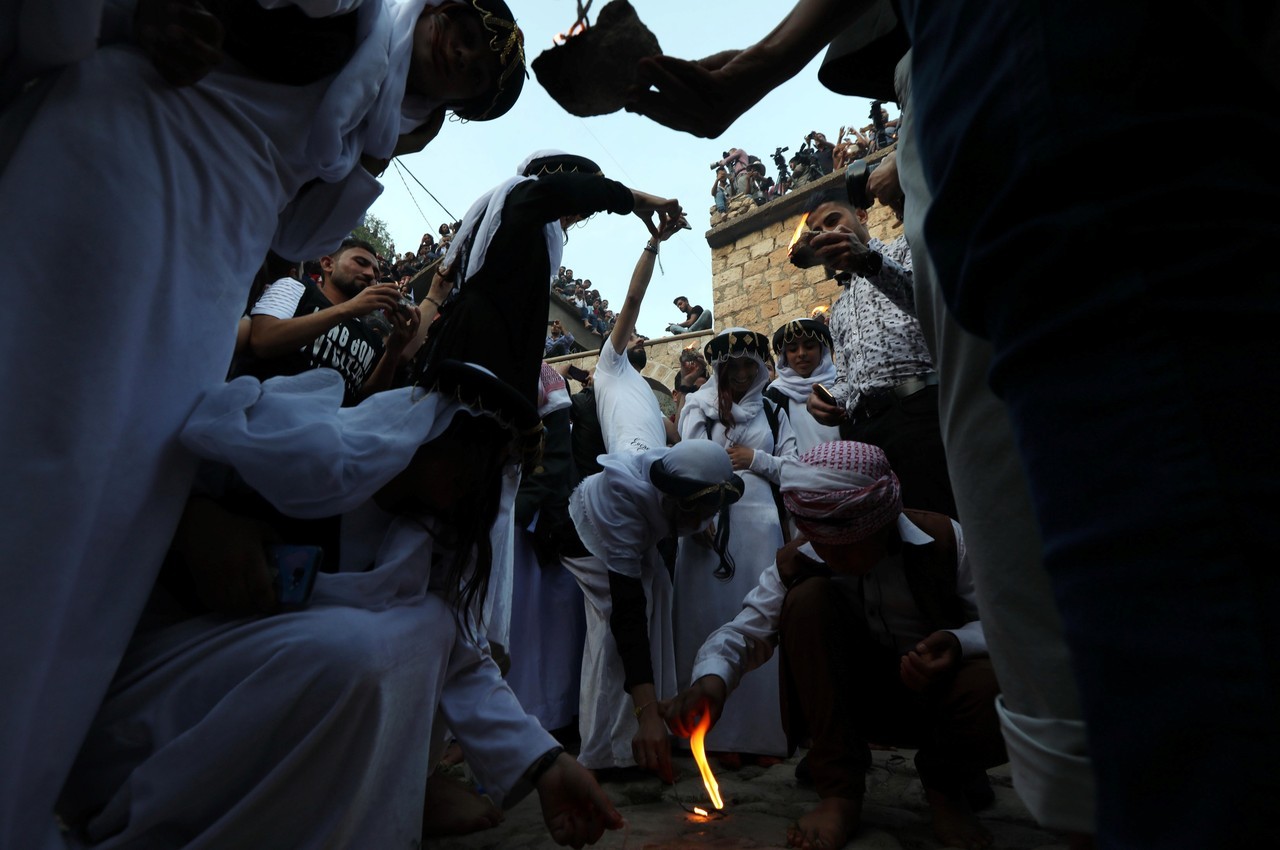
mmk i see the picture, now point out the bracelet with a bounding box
[633,700,657,718]
[424,294,444,310]
[526,745,565,787]
[643,243,658,255]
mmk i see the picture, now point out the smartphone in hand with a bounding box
[266,544,323,611]
[812,383,838,406]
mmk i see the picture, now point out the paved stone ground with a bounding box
[427,749,1071,850]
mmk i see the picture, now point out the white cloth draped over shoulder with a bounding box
[56,371,556,847]
[0,7,500,842]
[443,148,570,285]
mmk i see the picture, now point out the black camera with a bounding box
[844,158,879,210]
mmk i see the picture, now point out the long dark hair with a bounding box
[716,360,739,430]
[410,413,515,640]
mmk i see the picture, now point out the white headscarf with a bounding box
[442,148,568,286]
[306,0,447,181]
[680,327,770,443]
[770,346,837,405]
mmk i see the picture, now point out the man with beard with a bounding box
[592,223,683,455]
[239,238,420,405]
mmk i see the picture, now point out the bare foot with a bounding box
[713,751,743,771]
[421,771,502,837]
[924,786,992,849]
[786,796,861,850]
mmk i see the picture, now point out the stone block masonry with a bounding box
[705,150,901,338]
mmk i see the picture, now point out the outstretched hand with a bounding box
[625,50,764,138]
[635,207,688,245]
[632,705,676,784]
[663,675,727,738]
[536,753,625,848]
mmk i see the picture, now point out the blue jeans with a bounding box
[901,2,1280,845]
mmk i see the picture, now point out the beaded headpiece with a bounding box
[453,0,527,121]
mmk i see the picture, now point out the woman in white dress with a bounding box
[674,327,797,765]
[765,317,842,452]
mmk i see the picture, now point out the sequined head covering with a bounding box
[771,317,833,356]
[452,0,527,121]
[781,441,902,544]
[702,328,771,367]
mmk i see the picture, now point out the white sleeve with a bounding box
[437,631,558,810]
[943,519,987,658]
[690,564,786,692]
[748,404,798,483]
[250,278,306,319]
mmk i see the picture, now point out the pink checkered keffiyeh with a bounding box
[781,441,902,543]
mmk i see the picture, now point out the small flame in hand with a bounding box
[693,806,709,817]
[689,713,724,810]
[788,217,809,249]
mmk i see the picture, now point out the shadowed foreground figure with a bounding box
[668,442,1005,850]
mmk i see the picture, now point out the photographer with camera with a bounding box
[238,237,421,406]
[711,147,753,195]
[805,130,837,174]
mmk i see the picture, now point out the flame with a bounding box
[553,21,589,44]
[811,305,828,315]
[689,712,724,810]
[788,217,809,249]
[683,340,700,351]
[693,807,709,817]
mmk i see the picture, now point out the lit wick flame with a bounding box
[553,21,589,44]
[689,712,724,810]
[693,807,709,817]
[788,217,809,250]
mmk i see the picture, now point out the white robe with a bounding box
[0,6,432,846]
[58,514,556,848]
[565,449,679,770]
[674,385,797,757]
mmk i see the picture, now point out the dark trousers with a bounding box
[778,575,1005,800]
[900,3,1280,845]
[842,384,957,519]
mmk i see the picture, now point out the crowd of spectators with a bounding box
[550,266,618,343]
[709,103,899,214]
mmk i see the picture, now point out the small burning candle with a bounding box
[689,712,724,810]
[692,807,709,818]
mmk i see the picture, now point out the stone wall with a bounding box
[705,152,902,337]
[546,329,714,413]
